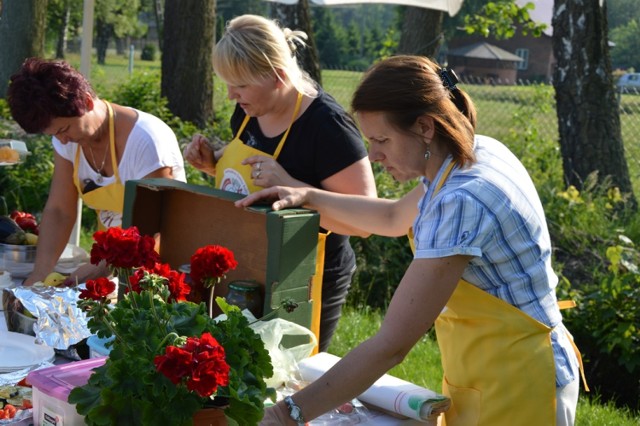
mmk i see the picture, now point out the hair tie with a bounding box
[439,67,459,91]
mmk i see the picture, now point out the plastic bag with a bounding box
[250,318,317,388]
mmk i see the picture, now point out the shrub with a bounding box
[140,44,156,61]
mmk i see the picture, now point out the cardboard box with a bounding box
[27,357,107,426]
[122,179,320,346]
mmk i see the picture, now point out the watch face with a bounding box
[285,396,304,424]
[291,405,302,419]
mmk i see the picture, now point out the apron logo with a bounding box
[99,210,122,228]
[220,168,250,195]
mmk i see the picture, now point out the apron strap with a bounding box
[104,101,120,182]
[558,300,576,310]
[407,160,457,255]
[273,91,303,159]
[232,91,303,160]
[564,329,590,392]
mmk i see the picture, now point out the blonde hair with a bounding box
[213,14,316,96]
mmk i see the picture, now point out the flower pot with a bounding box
[192,407,228,426]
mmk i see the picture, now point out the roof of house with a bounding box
[447,42,524,62]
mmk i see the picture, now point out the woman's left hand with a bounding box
[242,155,295,188]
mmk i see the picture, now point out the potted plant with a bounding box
[68,226,277,426]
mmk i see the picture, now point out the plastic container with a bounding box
[27,357,107,426]
[0,139,29,165]
[86,335,114,358]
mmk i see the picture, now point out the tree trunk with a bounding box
[271,0,322,86]
[552,0,635,204]
[0,0,48,98]
[397,6,444,59]
[161,0,215,127]
[153,0,163,52]
[55,4,70,59]
[95,19,111,65]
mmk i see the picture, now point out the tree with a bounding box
[610,19,640,70]
[93,0,145,64]
[161,0,215,127]
[312,7,347,68]
[0,0,48,98]
[397,7,444,59]
[552,0,635,202]
[47,0,83,58]
[270,0,322,85]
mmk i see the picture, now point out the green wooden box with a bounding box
[122,178,319,337]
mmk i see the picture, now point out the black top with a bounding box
[230,88,368,274]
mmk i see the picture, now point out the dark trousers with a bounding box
[318,264,356,352]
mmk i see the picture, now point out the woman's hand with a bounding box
[183,134,217,175]
[242,155,297,188]
[235,186,311,211]
[64,261,111,286]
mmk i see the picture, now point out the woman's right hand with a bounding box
[235,186,311,211]
[183,134,217,175]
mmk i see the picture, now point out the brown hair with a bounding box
[7,57,95,134]
[351,55,477,167]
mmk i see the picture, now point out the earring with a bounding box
[424,147,431,160]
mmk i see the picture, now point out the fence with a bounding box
[320,70,640,195]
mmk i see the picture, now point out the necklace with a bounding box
[87,101,114,184]
[88,143,109,184]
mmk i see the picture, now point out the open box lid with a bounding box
[122,179,320,317]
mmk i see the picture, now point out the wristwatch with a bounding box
[284,395,305,425]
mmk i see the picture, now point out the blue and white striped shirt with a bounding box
[413,135,579,387]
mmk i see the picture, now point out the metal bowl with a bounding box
[2,288,37,336]
[0,243,37,263]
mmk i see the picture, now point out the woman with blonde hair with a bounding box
[183,14,377,351]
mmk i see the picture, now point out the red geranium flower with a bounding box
[128,262,191,302]
[90,226,159,269]
[154,345,194,385]
[155,332,230,398]
[189,245,237,300]
[79,277,116,301]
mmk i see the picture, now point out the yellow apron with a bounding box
[410,161,587,426]
[73,101,125,230]
[215,93,324,348]
[215,92,303,195]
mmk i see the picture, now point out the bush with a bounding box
[140,44,156,61]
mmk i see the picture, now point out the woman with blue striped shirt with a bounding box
[240,55,586,426]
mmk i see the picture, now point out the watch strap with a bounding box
[284,396,305,425]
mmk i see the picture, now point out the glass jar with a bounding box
[178,264,192,286]
[225,280,263,318]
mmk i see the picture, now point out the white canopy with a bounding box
[264,0,464,17]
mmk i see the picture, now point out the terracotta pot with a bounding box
[192,407,228,426]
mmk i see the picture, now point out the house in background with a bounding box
[446,41,524,84]
[446,0,555,83]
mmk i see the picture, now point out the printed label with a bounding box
[43,409,63,426]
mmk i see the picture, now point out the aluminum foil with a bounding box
[7,286,91,350]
